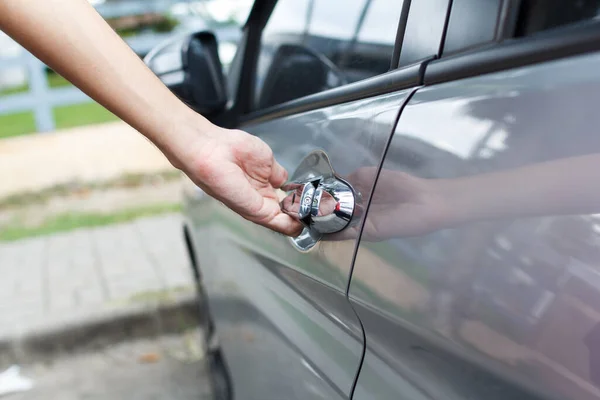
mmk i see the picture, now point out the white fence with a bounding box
[0,0,180,132]
[95,0,177,18]
[0,34,175,132]
[0,34,172,132]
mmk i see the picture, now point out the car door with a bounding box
[349,1,600,399]
[184,0,413,399]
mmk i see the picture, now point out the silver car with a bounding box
[147,1,600,399]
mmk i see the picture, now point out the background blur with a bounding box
[0,1,250,398]
[0,0,250,137]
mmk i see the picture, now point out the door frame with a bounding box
[226,0,419,127]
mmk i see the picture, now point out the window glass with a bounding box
[516,0,600,36]
[357,0,404,45]
[254,0,404,110]
[262,0,311,37]
[398,0,450,66]
[254,0,310,107]
[442,0,502,55]
[307,0,365,40]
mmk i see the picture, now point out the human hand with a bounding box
[172,126,303,236]
[332,168,452,241]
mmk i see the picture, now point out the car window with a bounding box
[307,0,365,41]
[442,0,503,55]
[254,0,404,110]
[515,0,600,36]
[398,0,451,66]
[440,0,600,59]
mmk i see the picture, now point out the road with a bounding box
[7,331,213,400]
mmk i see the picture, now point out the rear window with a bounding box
[515,0,600,36]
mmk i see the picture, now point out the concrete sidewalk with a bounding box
[0,122,175,199]
[0,213,197,364]
[10,331,213,400]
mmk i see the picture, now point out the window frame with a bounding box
[440,0,510,57]
[426,1,600,86]
[396,0,453,67]
[238,0,417,125]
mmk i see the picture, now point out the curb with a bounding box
[0,292,201,368]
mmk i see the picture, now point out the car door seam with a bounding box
[345,87,420,399]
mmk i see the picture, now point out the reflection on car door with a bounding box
[186,90,410,399]
[183,0,416,397]
[349,46,600,400]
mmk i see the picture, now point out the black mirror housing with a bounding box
[145,31,227,116]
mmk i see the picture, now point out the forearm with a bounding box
[440,154,600,226]
[0,0,208,165]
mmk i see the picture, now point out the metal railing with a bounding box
[95,0,178,19]
[0,34,172,132]
[0,0,181,132]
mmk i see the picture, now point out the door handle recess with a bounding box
[280,150,359,251]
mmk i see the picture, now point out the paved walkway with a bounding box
[11,332,212,400]
[0,122,174,199]
[0,213,194,339]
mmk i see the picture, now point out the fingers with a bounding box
[269,159,288,188]
[261,212,303,237]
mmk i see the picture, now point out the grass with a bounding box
[0,71,117,137]
[0,170,182,210]
[0,70,69,96]
[47,71,71,88]
[0,202,183,242]
[0,83,29,96]
[0,111,37,139]
[109,15,180,37]
[53,102,119,130]
[0,102,119,137]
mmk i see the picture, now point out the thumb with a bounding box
[269,158,288,188]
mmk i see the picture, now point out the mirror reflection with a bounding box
[343,77,600,398]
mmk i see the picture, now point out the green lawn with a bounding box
[0,83,29,96]
[0,203,182,241]
[0,102,118,138]
[0,70,69,96]
[53,102,119,130]
[47,71,72,88]
[0,71,117,137]
[0,170,181,210]
[0,111,37,139]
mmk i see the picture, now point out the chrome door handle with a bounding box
[280,150,360,251]
[281,178,355,233]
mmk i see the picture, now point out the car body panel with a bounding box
[185,89,411,399]
[246,90,411,290]
[350,51,600,400]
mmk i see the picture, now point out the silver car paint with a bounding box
[185,90,411,399]
[350,51,600,399]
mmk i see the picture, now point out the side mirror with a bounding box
[258,44,347,109]
[144,31,227,115]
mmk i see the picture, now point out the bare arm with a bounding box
[341,154,600,241]
[0,0,194,158]
[444,153,600,225]
[0,0,301,235]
